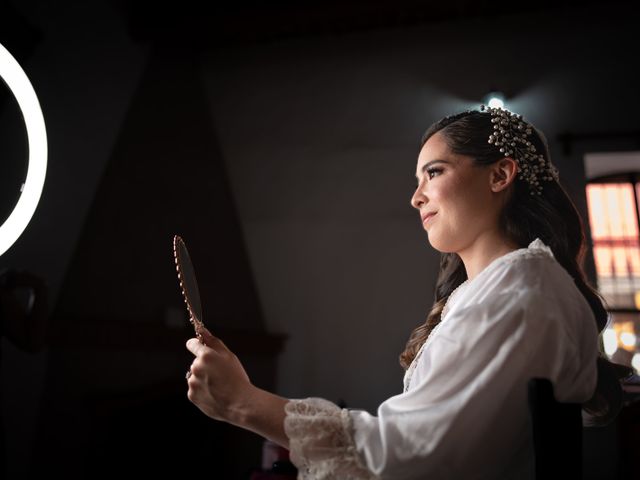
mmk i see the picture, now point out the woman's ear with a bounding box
[490,157,518,192]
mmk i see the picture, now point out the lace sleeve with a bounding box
[284,398,378,480]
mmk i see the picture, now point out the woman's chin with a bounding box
[426,233,443,252]
[426,232,456,254]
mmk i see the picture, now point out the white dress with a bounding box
[283,239,599,479]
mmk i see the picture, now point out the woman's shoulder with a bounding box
[469,239,564,295]
[492,238,557,274]
[502,238,555,264]
[476,239,595,330]
[451,238,590,325]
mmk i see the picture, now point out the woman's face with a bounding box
[411,131,499,253]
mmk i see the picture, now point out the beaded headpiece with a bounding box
[480,105,559,195]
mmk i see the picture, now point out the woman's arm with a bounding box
[187,328,377,479]
[185,328,290,447]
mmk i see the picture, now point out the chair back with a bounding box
[528,378,583,480]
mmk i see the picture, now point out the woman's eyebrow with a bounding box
[415,159,451,180]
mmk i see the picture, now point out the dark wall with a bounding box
[31,42,277,478]
[1,1,150,477]
[53,44,264,328]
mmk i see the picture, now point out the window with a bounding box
[584,153,640,372]
[586,178,640,310]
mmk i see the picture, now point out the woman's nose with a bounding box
[411,186,426,209]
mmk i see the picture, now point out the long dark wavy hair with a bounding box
[399,110,631,424]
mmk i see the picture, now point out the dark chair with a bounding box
[528,378,583,480]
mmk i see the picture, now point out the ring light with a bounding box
[0,42,47,256]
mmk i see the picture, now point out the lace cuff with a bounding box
[284,398,378,480]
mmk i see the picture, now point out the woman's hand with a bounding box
[185,327,254,424]
[185,327,291,447]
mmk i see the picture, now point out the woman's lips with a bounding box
[422,212,437,225]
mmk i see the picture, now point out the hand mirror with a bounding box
[173,235,207,344]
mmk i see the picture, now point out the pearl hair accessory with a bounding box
[480,105,559,195]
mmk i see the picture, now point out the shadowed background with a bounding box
[0,0,638,478]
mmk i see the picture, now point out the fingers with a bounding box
[200,328,228,350]
[186,337,209,356]
[186,330,230,355]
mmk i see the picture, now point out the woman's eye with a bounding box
[426,168,443,179]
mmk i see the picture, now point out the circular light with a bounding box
[487,97,504,109]
[602,328,618,357]
[483,91,506,110]
[620,331,637,348]
[0,42,47,256]
[632,353,640,373]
